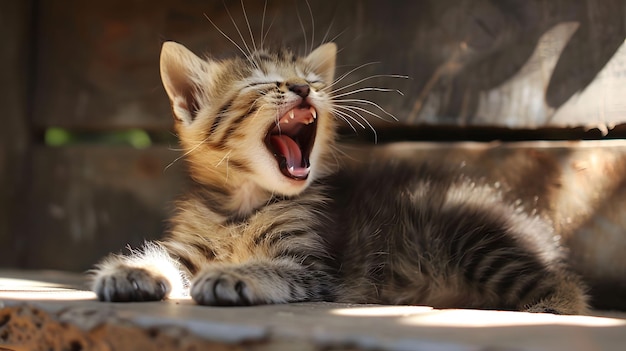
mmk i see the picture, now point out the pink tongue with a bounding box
[270,135,309,177]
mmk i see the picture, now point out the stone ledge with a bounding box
[1,271,625,351]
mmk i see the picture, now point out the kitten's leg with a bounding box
[522,272,589,315]
[190,258,336,306]
[471,257,589,315]
[91,242,188,302]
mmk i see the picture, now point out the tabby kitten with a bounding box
[91,41,588,314]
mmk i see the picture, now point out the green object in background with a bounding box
[44,128,152,149]
[44,127,72,146]
[123,129,152,149]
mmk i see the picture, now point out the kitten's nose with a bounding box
[288,83,310,98]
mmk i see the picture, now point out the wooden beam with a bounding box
[0,0,32,267]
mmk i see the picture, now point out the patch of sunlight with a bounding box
[333,305,435,317]
[0,277,71,288]
[0,277,95,301]
[331,306,626,328]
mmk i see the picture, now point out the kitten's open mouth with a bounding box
[265,103,317,180]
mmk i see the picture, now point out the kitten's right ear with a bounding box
[160,41,212,125]
[305,42,337,84]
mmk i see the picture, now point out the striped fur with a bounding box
[91,41,588,314]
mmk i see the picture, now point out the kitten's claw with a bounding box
[525,305,562,314]
[191,270,252,306]
[93,267,169,302]
[524,301,579,315]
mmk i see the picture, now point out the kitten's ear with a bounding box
[160,41,212,125]
[305,42,337,84]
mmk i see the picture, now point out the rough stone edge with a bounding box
[0,304,256,351]
[0,304,374,351]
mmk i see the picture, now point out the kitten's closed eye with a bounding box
[246,81,278,87]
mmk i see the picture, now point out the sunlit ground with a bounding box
[0,276,190,301]
[332,305,626,327]
[2,276,626,329]
[0,277,96,301]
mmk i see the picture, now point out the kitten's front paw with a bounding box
[93,267,170,302]
[190,269,253,306]
[190,260,320,306]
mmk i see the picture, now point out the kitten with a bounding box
[91,41,588,314]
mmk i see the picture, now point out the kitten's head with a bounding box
[160,41,337,198]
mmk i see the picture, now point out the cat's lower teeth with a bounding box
[288,166,310,178]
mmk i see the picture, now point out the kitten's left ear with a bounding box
[160,41,213,125]
[305,42,337,84]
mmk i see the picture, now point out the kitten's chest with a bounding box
[218,192,335,261]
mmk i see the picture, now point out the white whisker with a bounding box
[332,87,404,98]
[334,106,379,143]
[240,0,257,53]
[262,14,276,47]
[204,13,254,66]
[335,104,387,123]
[266,190,278,207]
[295,2,309,55]
[332,113,359,134]
[215,150,233,168]
[216,151,232,185]
[331,74,409,94]
[329,107,357,128]
[304,0,315,49]
[224,4,255,64]
[331,108,366,130]
[164,134,211,172]
[334,98,398,121]
[250,100,271,122]
[260,0,268,48]
[320,12,336,45]
[327,62,381,90]
[327,27,347,45]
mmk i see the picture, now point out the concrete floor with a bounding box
[0,270,625,351]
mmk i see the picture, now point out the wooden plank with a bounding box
[20,146,187,272]
[32,0,173,130]
[0,1,32,267]
[32,0,626,130]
